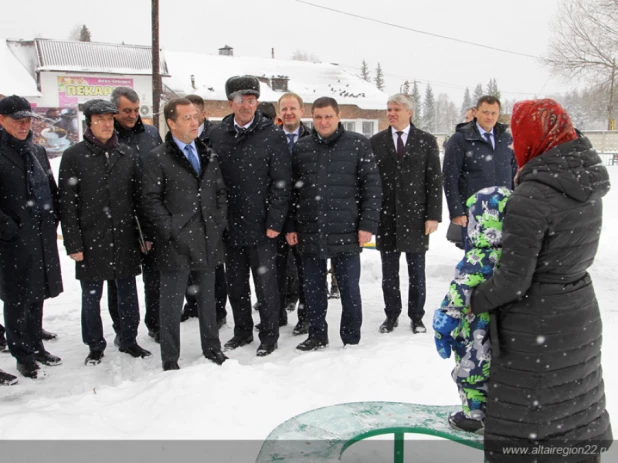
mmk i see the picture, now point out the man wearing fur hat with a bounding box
[209,75,291,357]
[59,99,151,366]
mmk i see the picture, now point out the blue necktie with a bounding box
[286,133,296,153]
[184,144,200,175]
[484,132,493,150]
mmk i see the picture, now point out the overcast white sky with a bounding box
[2,0,571,106]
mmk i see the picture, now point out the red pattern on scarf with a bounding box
[511,99,578,168]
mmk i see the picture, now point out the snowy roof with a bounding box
[0,40,40,97]
[7,39,169,76]
[163,52,388,110]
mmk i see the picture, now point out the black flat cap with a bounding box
[0,95,36,119]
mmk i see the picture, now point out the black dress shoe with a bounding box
[285,302,297,312]
[180,304,198,322]
[41,329,57,341]
[292,320,309,336]
[411,319,427,334]
[120,344,152,358]
[17,361,41,379]
[217,317,227,330]
[163,361,179,371]
[148,330,161,344]
[296,337,329,351]
[0,369,18,385]
[256,342,277,357]
[85,351,104,366]
[0,331,7,352]
[379,317,399,334]
[223,335,254,351]
[34,351,62,366]
[204,347,228,365]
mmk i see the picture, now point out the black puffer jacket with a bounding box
[0,129,63,302]
[209,111,291,247]
[470,137,612,462]
[59,138,142,281]
[114,116,162,154]
[141,133,227,271]
[443,119,517,219]
[288,124,381,258]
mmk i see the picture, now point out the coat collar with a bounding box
[385,124,416,160]
[0,128,33,172]
[163,132,210,180]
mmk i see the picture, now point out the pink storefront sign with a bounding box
[57,76,134,107]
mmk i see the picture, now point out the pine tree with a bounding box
[461,87,472,117]
[486,78,501,100]
[472,83,484,105]
[79,25,91,42]
[401,80,410,95]
[422,84,436,133]
[411,80,422,127]
[374,63,385,91]
[361,60,371,82]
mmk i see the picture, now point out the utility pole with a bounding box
[609,58,616,131]
[152,0,161,131]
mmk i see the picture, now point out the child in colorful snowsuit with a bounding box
[433,186,511,434]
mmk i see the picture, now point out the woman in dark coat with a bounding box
[470,99,612,462]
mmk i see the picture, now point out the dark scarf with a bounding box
[84,127,119,151]
[4,130,53,218]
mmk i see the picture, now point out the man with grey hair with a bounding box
[370,93,442,334]
[108,86,163,345]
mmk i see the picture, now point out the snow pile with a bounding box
[0,160,615,463]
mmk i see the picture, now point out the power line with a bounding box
[295,0,539,59]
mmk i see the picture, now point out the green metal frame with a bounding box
[342,425,484,463]
[256,401,484,462]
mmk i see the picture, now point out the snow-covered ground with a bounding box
[0,163,616,463]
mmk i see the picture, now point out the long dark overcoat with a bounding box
[59,138,141,281]
[470,137,612,462]
[0,129,63,302]
[371,125,442,253]
[141,134,227,271]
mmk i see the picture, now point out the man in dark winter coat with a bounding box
[371,93,442,335]
[471,99,612,462]
[276,92,310,335]
[209,75,291,357]
[286,97,381,351]
[443,95,517,243]
[141,98,228,371]
[59,99,151,366]
[182,94,226,328]
[0,95,63,380]
[108,86,163,344]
